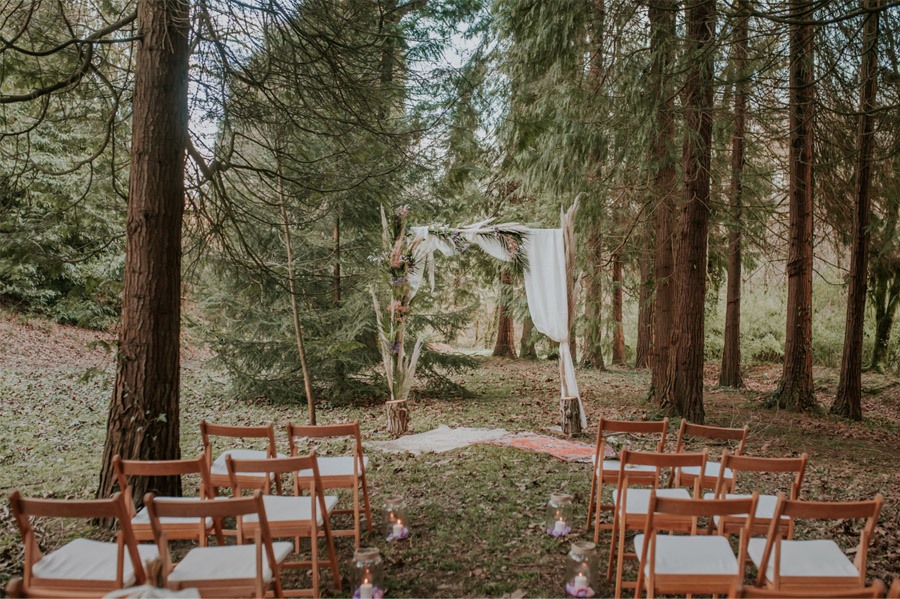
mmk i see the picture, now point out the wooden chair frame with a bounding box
[7,491,146,597]
[113,453,224,546]
[286,422,373,548]
[609,449,708,599]
[145,491,284,598]
[635,492,758,598]
[200,420,282,494]
[730,580,887,598]
[709,450,808,537]
[673,419,749,491]
[753,493,885,592]
[227,452,341,597]
[586,417,669,543]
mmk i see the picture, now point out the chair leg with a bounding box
[360,473,374,533]
[615,519,627,599]
[586,472,597,529]
[606,509,618,581]
[311,526,320,598]
[353,482,361,548]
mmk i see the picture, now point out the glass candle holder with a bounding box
[352,547,384,599]
[565,541,598,598]
[546,492,573,537]
[383,495,409,541]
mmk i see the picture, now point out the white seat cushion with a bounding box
[681,461,733,479]
[299,456,369,478]
[211,449,287,479]
[613,488,691,515]
[634,534,739,575]
[32,538,159,586]
[242,495,339,527]
[168,542,293,584]
[702,493,788,524]
[593,458,657,476]
[133,497,213,528]
[748,538,860,580]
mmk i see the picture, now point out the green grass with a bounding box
[1,317,899,597]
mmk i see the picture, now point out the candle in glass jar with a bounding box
[359,578,374,599]
[554,518,567,534]
[574,573,588,590]
[393,520,404,539]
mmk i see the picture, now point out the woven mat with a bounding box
[485,432,594,463]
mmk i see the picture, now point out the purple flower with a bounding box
[547,524,572,537]
[387,526,409,541]
[565,582,595,598]
[390,341,401,354]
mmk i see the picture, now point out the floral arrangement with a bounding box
[603,435,631,459]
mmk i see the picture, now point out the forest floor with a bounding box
[1,311,899,597]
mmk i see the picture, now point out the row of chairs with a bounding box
[586,417,888,598]
[7,420,375,598]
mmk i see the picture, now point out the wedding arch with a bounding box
[371,203,584,437]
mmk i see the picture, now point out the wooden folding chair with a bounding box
[749,493,885,593]
[609,449,708,599]
[113,453,224,546]
[586,417,669,543]
[201,420,284,494]
[706,450,808,538]
[286,422,373,548]
[7,490,156,597]
[635,492,758,598]
[672,419,749,491]
[889,579,900,599]
[729,579,887,598]
[145,491,289,598]
[227,452,342,597]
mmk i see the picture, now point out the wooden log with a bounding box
[387,399,409,437]
[560,396,582,436]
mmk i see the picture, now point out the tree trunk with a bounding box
[770,0,817,411]
[582,226,606,369]
[869,272,899,372]
[97,0,190,501]
[560,396,582,436]
[611,252,626,365]
[520,315,537,359]
[635,226,654,369]
[660,0,716,424]
[833,1,880,421]
[720,0,748,388]
[386,399,409,437]
[492,268,517,358]
[647,0,678,407]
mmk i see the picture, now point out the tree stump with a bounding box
[560,396,582,436]
[387,399,409,437]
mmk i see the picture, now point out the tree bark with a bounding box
[869,272,899,372]
[386,399,409,437]
[660,0,716,424]
[520,315,537,359]
[611,252,626,365]
[771,0,817,411]
[647,0,678,407]
[582,226,606,369]
[97,0,190,501]
[492,268,517,358]
[833,1,880,421]
[720,0,749,388]
[635,223,654,369]
[560,396,582,436]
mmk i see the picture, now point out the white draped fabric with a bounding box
[522,229,586,428]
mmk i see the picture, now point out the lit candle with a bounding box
[554,518,567,534]
[359,578,374,599]
[392,519,405,539]
[574,573,588,591]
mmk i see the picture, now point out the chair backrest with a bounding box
[730,580,887,598]
[592,417,668,465]
[618,449,708,497]
[648,492,758,536]
[200,420,278,463]
[8,490,145,590]
[754,493,885,588]
[712,450,808,501]
[675,419,749,455]
[113,453,214,516]
[286,422,364,464]
[144,491,280,590]
[226,452,323,497]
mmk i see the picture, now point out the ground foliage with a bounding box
[1,313,898,596]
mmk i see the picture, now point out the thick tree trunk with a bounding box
[97,0,190,501]
[869,272,899,372]
[611,253,626,365]
[635,235,654,369]
[582,226,606,369]
[720,0,748,388]
[771,0,817,411]
[560,396,582,436]
[833,1,880,421]
[660,0,716,424]
[520,315,537,359]
[647,0,677,407]
[492,268,517,358]
[386,400,409,437]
